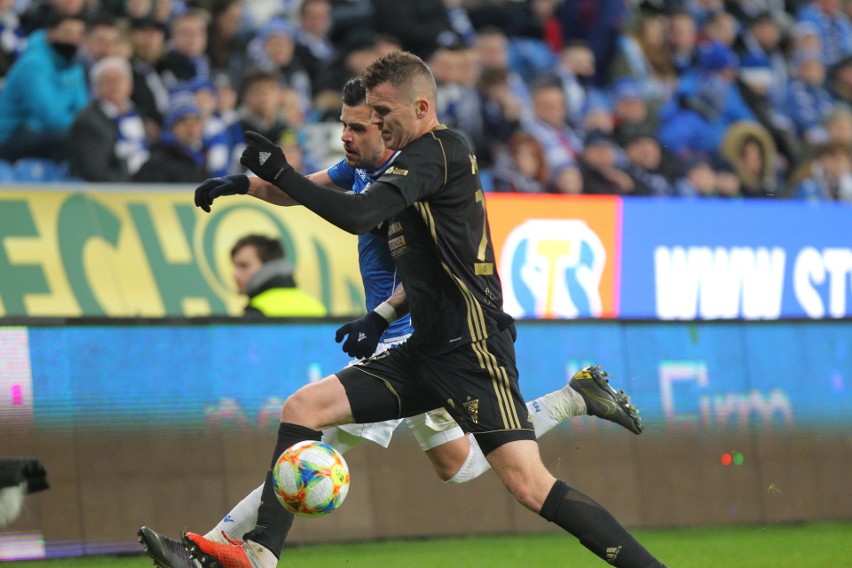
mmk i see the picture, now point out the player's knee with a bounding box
[281,389,319,426]
[504,480,545,512]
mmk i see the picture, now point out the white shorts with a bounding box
[336,335,466,450]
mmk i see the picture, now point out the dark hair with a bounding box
[86,14,117,31]
[240,67,280,93]
[231,235,284,262]
[362,51,434,93]
[341,77,367,106]
[45,10,87,30]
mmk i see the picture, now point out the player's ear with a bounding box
[415,99,428,119]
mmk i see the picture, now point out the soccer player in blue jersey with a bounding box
[138,77,642,568]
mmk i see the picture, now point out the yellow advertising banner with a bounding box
[0,188,363,317]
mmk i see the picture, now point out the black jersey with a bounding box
[377,126,514,353]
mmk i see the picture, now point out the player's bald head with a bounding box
[361,51,437,105]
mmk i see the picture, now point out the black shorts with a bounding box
[336,326,535,454]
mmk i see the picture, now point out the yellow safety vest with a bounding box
[249,288,328,317]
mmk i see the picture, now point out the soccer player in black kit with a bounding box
[183,51,667,568]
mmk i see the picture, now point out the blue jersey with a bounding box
[327,155,413,340]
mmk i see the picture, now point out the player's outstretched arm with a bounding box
[240,131,406,234]
[248,170,337,206]
[194,167,341,212]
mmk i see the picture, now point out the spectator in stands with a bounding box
[785,49,835,144]
[675,155,719,197]
[668,9,700,76]
[523,78,584,193]
[532,0,563,54]
[688,0,725,29]
[735,53,801,168]
[796,0,852,66]
[475,27,532,122]
[553,40,598,127]
[622,130,677,196]
[712,156,743,198]
[579,96,615,136]
[230,234,327,318]
[68,56,149,182]
[19,0,86,36]
[247,19,312,115]
[477,67,523,159]
[658,41,755,157]
[704,10,740,47]
[128,16,169,141]
[609,7,676,104]
[556,0,627,86]
[293,0,333,86]
[179,77,242,178]
[237,68,291,145]
[611,78,659,146]
[0,11,88,162]
[133,97,211,183]
[828,55,852,106]
[312,30,377,119]
[578,130,636,195]
[206,0,245,86]
[719,121,779,197]
[371,0,452,60]
[78,14,120,75]
[160,8,211,90]
[822,105,852,146]
[734,12,788,108]
[789,140,852,201]
[0,0,26,76]
[789,20,823,53]
[491,131,552,193]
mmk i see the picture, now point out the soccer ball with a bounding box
[273,440,350,518]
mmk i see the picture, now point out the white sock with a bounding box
[445,434,491,484]
[527,385,586,438]
[205,426,366,543]
[206,485,263,543]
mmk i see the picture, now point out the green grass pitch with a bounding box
[3,522,849,567]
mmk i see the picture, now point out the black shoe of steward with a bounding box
[138,526,198,568]
[569,365,644,435]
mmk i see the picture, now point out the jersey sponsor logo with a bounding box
[500,219,606,318]
[385,166,408,176]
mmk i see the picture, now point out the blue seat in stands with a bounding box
[12,159,70,182]
[0,160,15,182]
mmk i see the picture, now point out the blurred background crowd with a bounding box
[0,0,851,201]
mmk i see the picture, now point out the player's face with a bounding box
[367,82,422,150]
[340,103,386,168]
[231,245,263,295]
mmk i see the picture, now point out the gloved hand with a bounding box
[240,130,292,183]
[335,311,391,359]
[194,174,249,213]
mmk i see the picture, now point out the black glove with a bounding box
[335,311,390,359]
[240,130,292,183]
[194,174,249,213]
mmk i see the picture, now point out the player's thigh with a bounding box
[282,374,353,430]
[338,344,442,424]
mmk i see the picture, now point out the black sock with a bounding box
[243,422,323,558]
[540,480,664,568]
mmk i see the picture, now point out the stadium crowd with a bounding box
[0,0,850,201]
